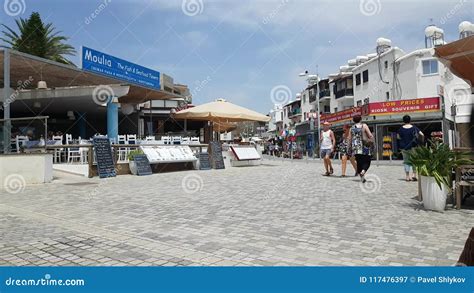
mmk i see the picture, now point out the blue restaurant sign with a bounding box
[81,46,160,90]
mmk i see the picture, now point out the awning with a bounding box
[434,36,474,86]
[0,49,186,104]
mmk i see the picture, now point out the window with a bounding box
[355,73,361,85]
[356,100,362,107]
[347,78,353,89]
[323,105,330,113]
[384,60,388,69]
[362,70,369,83]
[422,59,439,75]
[386,92,390,101]
[334,107,338,113]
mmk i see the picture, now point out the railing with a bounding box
[24,143,208,178]
[319,89,330,99]
[335,88,354,99]
[309,94,317,103]
[289,109,301,117]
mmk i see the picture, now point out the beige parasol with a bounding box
[173,99,270,123]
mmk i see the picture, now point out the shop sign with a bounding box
[82,46,161,90]
[366,97,440,116]
[320,107,362,124]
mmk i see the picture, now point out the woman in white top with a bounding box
[320,122,336,176]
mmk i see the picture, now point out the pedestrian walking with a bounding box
[339,124,357,177]
[397,115,424,182]
[320,122,336,176]
[347,115,374,183]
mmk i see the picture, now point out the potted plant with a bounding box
[407,141,471,211]
[128,149,144,175]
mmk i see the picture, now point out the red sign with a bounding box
[366,97,440,116]
[320,107,362,124]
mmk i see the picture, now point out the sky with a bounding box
[0,0,473,114]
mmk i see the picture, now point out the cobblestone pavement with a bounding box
[1,159,473,266]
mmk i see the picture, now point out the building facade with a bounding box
[270,22,473,159]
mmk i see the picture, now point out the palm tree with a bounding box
[1,12,76,65]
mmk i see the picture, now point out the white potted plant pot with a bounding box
[129,160,138,175]
[420,175,448,212]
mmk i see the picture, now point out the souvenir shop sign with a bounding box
[320,107,362,124]
[364,97,440,116]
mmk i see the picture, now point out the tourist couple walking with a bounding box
[320,115,373,183]
[320,114,424,183]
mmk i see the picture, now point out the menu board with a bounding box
[199,153,211,170]
[93,137,116,178]
[133,154,152,176]
[209,142,225,169]
[230,146,261,161]
[141,146,196,163]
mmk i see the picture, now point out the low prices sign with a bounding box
[320,107,361,124]
[366,97,440,116]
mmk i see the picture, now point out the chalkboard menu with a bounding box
[209,142,225,169]
[93,137,116,178]
[199,153,211,170]
[133,154,152,176]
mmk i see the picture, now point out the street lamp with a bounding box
[299,70,320,159]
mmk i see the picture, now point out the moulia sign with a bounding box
[81,46,161,91]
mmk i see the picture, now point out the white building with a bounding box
[270,21,473,157]
[267,104,283,135]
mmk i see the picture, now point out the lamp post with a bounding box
[299,71,320,159]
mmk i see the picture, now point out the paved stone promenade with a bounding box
[1,159,472,266]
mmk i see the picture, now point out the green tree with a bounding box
[1,12,76,65]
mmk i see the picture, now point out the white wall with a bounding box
[353,47,405,105]
[0,154,53,187]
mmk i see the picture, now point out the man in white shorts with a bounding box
[320,122,336,176]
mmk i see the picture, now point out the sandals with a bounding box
[411,177,418,181]
[329,167,334,174]
[323,172,331,176]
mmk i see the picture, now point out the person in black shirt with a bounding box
[397,115,424,182]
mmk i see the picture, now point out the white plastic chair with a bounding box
[126,134,138,161]
[117,135,128,162]
[172,136,182,145]
[145,136,155,141]
[66,134,81,163]
[79,139,89,164]
[162,136,171,145]
[190,137,200,145]
[15,135,29,153]
[52,135,64,163]
[181,137,190,145]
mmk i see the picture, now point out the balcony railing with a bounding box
[319,89,330,99]
[335,88,354,99]
[288,108,301,117]
[309,94,317,104]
